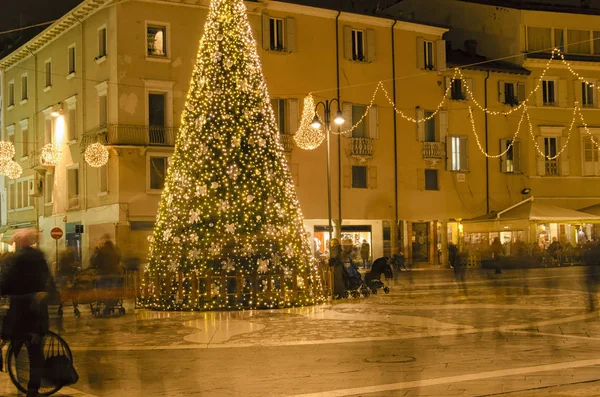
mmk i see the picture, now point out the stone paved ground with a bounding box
[3,267,600,396]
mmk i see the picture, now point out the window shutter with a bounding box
[559,79,568,107]
[288,98,299,134]
[262,13,270,50]
[342,103,352,133]
[343,26,352,60]
[438,110,448,142]
[416,37,424,69]
[366,29,376,62]
[498,81,506,104]
[465,78,473,99]
[560,136,570,175]
[435,39,446,71]
[343,165,352,188]
[446,139,452,171]
[574,80,582,106]
[368,105,378,139]
[461,137,469,171]
[513,140,522,173]
[416,108,424,141]
[286,17,296,53]
[368,166,377,189]
[535,78,543,107]
[417,168,425,190]
[500,139,508,172]
[594,80,599,108]
[536,136,546,175]
[517,83,526,103]
[445,77,452,92]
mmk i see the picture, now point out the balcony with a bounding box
[348,138,374,163]
[81,124,177,150]
[422,141,445,159]
[279,133,294,153]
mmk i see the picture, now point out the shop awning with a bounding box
[465,197,600,224]
[579,203,600,217]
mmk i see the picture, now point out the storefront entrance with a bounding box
[412,222,430,262]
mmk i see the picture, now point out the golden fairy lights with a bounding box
[84,143,109,168]
[40,143,61,166]
[141,0,324,311]
[293,94,325,150]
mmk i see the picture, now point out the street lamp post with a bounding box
[311,100,345,246]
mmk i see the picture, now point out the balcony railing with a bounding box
[279,133,294,153]
[422,141,445,160]
[349,138,374,158]
[81,124,177,150]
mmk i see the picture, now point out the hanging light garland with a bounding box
[293,94,325,150]
[0,141,15,163]
[84,143,109,167]
[3,160,22,180]
[40,143,61,166]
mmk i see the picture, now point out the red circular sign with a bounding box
[50,227,63,240]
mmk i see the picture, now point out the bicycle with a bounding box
[1,330,73,396]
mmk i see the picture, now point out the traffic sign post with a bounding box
[50,227,63,273]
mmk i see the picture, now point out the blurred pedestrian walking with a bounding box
[360,240,370,269]
[0,229,53,397]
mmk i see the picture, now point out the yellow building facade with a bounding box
[3,0,582,268]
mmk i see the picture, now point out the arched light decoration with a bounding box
[84,143,109,167]
[3,161,22,180]
[293,94,325,150]
[0,141,15,162]
[40,143,61,166]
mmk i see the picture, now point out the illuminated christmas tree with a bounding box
[142,0,324,310]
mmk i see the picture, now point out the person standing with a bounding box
[90,234,122,315]
[360,239,371,269]
[328,239,346,299]
[0,229,51,397]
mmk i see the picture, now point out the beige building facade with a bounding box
[4,0,594,268]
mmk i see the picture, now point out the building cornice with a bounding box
[0,0,113,71]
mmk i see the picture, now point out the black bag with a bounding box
[42,336,78,387]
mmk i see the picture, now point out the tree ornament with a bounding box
[225,223,236,234]
[41,143,61,166]
[0,141,15,162]
[294,94,325,150]
[84,142,109,167]
[3,160,22,180]
[257,258,269,274]
[221,259,235,272]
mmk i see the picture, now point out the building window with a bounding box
[351,29,365,61]
[21,126,28,158]
[8,81,14,107]
[555,28,565,50]
[450,79,465,100]
[98,27,107,58]
[423,40,434,70]
[351,165,367,189]
[68,108,77,141]
[352,105,366,138]
[425,170,438,190]
[67,167,79,208]
[544,137,558,176]
[582,82,595,107]
[21,74,28,101]
[148,92,166,144]
[99,165,108,193]
[149,156,168,190]
[594,31,600,55]
[450,136,468,172]
[99,94,107,126]
[542,79,556,106]
[583,136,600,176]
[501,139,521,173]
[45,117,53,145]
[147,25,167,57]
[16,178,30,209]
[527,26,551,52]
[45,60,52,88]
[423,110,436,142]
[68,45,76,75]
[269,18,284,51]
[271,99,286,134]
[6,125,15,154]
[568,29,591,54]
[8,183,15,211]
[45,173,54,204]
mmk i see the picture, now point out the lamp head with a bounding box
[521,188,531,195]
[310,115,322,129]
[333,110,345,125]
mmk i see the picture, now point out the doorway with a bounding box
[412,222,429,262]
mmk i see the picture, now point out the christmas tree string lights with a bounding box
[140,0,325,311]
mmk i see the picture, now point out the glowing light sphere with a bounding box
[294,94,325,150]
[3,161,22,180]
[40,143,61,166]
[84,143,109,167]
[0,141,15,162]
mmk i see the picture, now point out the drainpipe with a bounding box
[73,14,87,213]
[391,20,399,253]
[484,71,490,214]
[26,47,39,230]
[335,11,342,242]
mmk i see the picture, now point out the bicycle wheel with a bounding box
[7,330,71,396]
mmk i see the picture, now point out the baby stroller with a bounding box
[364,257,393,294]
[90,274,126,317]
[56,267,96,318]
[342,263,371,298]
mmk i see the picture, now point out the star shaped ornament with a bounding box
[257,258,269,274]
